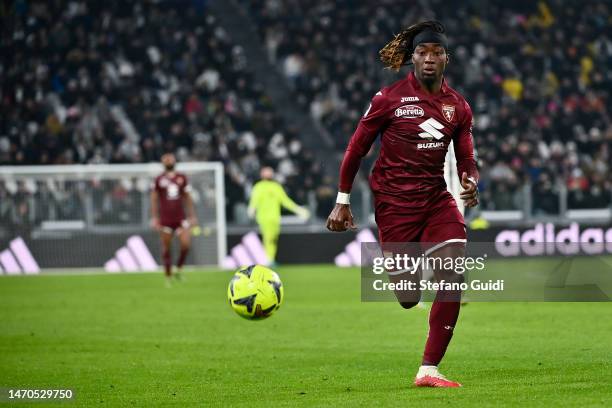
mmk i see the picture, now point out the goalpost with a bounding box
[0,162,226,273]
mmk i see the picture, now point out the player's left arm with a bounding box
[453,101,480,208]
[247,183,259,219]
[182,177,198,226]
[278,184,310,220]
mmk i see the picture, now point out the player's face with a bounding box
[162,154,176,171]
[412,43,447,85]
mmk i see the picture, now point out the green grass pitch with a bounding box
[1,264,611,407]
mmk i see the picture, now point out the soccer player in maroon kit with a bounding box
[150,153,198,284]
[326,21,479,387]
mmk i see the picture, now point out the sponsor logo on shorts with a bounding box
[395,105,424,118]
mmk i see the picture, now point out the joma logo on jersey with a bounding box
[401,96,419,102]
[418,118,445,140]
[395,105,424,118]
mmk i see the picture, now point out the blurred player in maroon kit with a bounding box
[326,21,479,387]
[150,153,198,285]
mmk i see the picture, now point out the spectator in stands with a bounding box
[2,0,611,223]
[1,0,315,220]
[247,0,612,213]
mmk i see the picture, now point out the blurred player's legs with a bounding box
[258,219,280,265]
[160,227,175,286]
[175,221,192,281]
[159,220,191,285]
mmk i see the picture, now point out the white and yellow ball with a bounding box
[227,265,283,320]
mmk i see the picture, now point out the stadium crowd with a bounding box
[248,0,612,213]
[1,0,324,223]
[1,0,611,227]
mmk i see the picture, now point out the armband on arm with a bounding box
[336,192,350,205]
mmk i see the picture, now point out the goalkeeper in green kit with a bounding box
[248,167,310,264]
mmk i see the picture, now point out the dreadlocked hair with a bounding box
[379,20,445,72]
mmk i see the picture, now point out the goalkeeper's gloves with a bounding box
[295,206,311,221]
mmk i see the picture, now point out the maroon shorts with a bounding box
[160,219,189,234]
[375,190,466,252]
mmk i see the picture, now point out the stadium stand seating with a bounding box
[246,0,611,213]
[1,0,323,221]
[1,0,610,221]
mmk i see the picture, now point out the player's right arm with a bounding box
[326,90,389,232]
[150,179,160,230]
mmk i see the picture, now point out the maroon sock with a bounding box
[422,294,460,366]
[177,248,188,269]
[162,249,172,277]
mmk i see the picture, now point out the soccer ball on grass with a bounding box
[227,265,283,320]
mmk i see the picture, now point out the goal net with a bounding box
[0,162,226,274]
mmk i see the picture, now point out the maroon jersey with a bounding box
[339,72,478,208]
[154,172,191,224]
